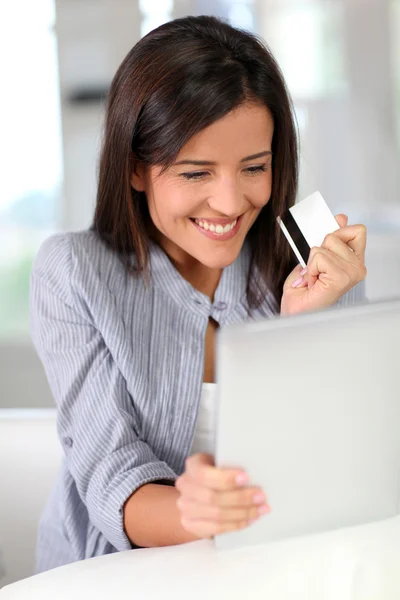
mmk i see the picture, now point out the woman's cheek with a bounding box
[254,189,272,209]
[251,177,272,209]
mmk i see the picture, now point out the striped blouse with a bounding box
[30,230,364,572]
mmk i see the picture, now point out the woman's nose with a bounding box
[207,179,245,217]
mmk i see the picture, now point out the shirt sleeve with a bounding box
[30,234,176,551]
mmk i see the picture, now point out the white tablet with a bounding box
[215,300,400,550]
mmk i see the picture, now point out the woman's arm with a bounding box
[125,455,270,546]
[30,234,177,551]
[31,234,270,549]
[124,484,198,547]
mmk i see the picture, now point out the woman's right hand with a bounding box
[175,453,271,539]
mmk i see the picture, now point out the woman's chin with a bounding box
[194,245,243,270]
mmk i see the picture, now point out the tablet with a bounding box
[215,300,400,550]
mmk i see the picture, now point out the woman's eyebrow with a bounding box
[173,150,272,167]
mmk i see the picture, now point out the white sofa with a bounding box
[0,410,62,588]
[2,518,400,599]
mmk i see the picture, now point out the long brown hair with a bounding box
[93,15,298,308]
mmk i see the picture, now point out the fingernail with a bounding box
[253,493,265,505]
[236,473,249,486]
[292,277,304,288]
[300,267,307,276]
[258,504,272,515]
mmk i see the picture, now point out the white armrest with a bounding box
[2,518,400,599]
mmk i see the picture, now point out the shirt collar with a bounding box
[148,240,251,321]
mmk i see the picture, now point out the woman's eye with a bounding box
[181,171,209,181]
[245,165,267,175]
[181,165,267,181]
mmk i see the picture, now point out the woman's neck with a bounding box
[176,260,222,301]
[154,232,222,301]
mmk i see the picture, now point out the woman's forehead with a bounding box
[174,104,274,162]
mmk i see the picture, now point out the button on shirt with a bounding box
[30,231,364,573]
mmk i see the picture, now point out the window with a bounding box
[259,1,347,100]
[0,0,62,340]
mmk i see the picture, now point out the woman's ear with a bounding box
[130,161,147,192]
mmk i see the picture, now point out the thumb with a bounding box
[191,453,214,467]
[335,213,348,228]
[184,453,215,480]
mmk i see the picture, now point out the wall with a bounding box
[0,0,399,411]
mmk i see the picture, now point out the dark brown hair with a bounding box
[93,15,298,308]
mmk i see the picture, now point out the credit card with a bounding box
[277,191,339,268]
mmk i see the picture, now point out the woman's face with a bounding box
[131,102,274,269]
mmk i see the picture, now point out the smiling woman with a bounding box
[130,104,275,274]
[29,15,366,573]
[94,17,299,305]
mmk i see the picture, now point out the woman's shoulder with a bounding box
[32,230,129,301]
[34,229,114,266]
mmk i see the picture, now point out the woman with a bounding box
[31,15,366,572]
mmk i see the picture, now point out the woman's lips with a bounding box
[190,215,243,241]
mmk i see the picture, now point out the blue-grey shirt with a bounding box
[30,231,363,572]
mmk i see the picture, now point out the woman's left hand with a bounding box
[281,215,367,316]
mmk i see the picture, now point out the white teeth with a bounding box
[194,218,238,234]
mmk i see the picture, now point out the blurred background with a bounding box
[0,0,399,409]
[0,0,400,587]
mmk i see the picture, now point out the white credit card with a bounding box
[277,191,339,268]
